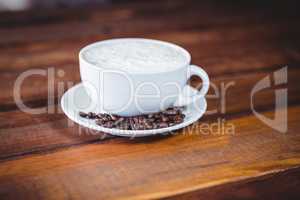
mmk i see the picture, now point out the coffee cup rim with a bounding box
[79,38,191,74]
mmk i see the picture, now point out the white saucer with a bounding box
[61,83,207,137]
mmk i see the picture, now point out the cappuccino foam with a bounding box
[82,39,188,73]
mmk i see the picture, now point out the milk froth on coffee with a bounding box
[82,39,188,73]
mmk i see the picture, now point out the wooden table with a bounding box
[0,0,300,199]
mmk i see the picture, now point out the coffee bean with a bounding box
[173,107,183,112]
[154,114,161,119]
[152,123,159,129]
[148,118,156,122]
[147,114,154,118]
[103,121,114,128]
[143,121,152,129]
[114,117,124,125]
[96,113,111,121]
[87,112,96,119]
[96,113,104,119]
[79,106,185,130]
[109,114,119,121]
[174,114,184,124]
[79,111,88,118]
[115,119,130,130]
[133,117,139,124]
[159,122,168,128]
[95,119,105,125]
[161,116,169,122]
[138,116,146,123]
[163,109,178,115]
[139,124,145,130]
[129,118,136,130]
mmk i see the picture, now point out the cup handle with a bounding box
[174,65,210,107]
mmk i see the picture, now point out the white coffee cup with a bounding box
[79,38,209,116]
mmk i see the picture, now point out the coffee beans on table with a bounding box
[79,107,185,130]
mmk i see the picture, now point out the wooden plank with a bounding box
[0,0,198,28]
[1,1,299,110]
[0,62,298,112]
[0,0,299,198]
[162,167,300,200]
[0,0,295,28]
[2,23,300,71]
[0,106,299,199]
[1,0,298,46]
[0,34,299,110]
[0,67,298,160]
[0,109,111,160]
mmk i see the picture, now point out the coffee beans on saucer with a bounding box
[79,107,185,130]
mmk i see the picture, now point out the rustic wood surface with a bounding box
[0,0,299,199]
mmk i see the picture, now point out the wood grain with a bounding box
[1,0,300,199]
[0,67,298,160]
[0,0,299,111]
[163,167,300,200]
[0,42,298,111]
[0,106,299,199]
